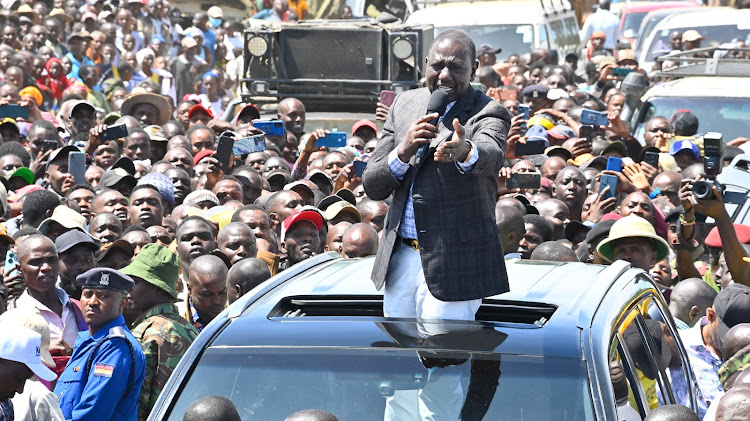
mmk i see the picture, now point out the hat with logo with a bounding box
[96,239,135,263]
[597,215,670,263]
[121,243,179,299]
[38,205,89,236]
[669,139,699,161]
[0,324,57,381]
[522,84,549,99]
[714,284,750,341]
[77,267,134,294]
[281,209,324,242]
[55,229,99,254]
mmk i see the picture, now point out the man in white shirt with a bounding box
[579,0,621,51]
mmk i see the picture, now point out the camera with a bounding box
[693,132,724,200]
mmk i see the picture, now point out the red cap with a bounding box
[600,213,623,222]
[281,210,324,242]
[193,149,214,166]
[232,104,260,125]
[352,119,377,136]
[188,104,214,120]
[705,224,750,248]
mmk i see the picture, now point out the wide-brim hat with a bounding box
[47,8,74,23]
[597,215,670,264]
[120,93,172,126]
[120,243,179,299]
[66,30,93,44]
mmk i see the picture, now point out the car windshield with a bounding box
[644,24,750,61]
[635,97,750,143]
[435,25,534,62]
[165,347,595,420]
[623,12,649,39]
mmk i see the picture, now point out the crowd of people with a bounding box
[0,0,747,420]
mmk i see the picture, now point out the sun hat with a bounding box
[120,243,179,299]
[596,215,670,263]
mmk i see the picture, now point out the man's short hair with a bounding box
[643,404,700,421]
[185,123,215,142]
[22,190,61,227]
[66,184,96,197]
[530,241,577,262]
[231,204,268,222]
[432,29,476,63]
[0,141,31,167]
[178,215,216,237]
[122,224,148,236]
[183,395,241,421]
[523,214,553,242]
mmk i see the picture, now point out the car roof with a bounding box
[643,77,750,100]
[654,6,749,28]
[406,0,571,26]
[212,256,638,359]
[620,1,699,14]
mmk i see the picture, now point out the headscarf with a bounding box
[19,86,43,106]
[136,48,155,68]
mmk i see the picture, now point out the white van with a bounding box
[405,0,581,62]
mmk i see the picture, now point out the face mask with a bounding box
[209,17,221,28]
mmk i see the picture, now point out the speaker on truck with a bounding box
[278,26,384,81]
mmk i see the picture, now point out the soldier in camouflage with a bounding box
[122,243,199,421]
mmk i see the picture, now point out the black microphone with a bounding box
[415,89,452,165]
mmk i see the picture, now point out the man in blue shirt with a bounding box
[55,268,146,421]
[65,31,95,82]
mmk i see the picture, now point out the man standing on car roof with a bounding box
[580,0,620,52]
[54,268,145,421]
[363,28,510,324]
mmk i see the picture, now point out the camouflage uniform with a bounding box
[131,303,199,421]
[718,344,750,390]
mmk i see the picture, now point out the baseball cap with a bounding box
[601,141,628,157]
[669,140,699,161]
[96,239,135,263]
[121,243,179,299]
[547,125,575,142]
[188,103,214,120]
[0,324,57,381]
[564,220,590,243]
[181,36,198,49]
[46,146,79,169]
[527,115,554,130]
[682,30,704,43]
[616,49,637,65]
[547,88,569,101]
[0,224,13,244]
[144,125,168,142]
[324,201,361,222]
[585,219,617,244]
[545,145,572,161]
[714,284,750,342]
[596,56,617,72]
[38,205,89,236]
[81,11,97,21]
[281,210,323,242]
[477,43,502,55]
[68,100,96,119]
[8,167,34,186]
[352,119,377,136]
[99,168,137,189]
[55,229,99,254]
[525,125,549,143]
[284,181,314,202]
[0,309,55,370]
[207,5,223,18]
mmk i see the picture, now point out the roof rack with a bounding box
[269,295,557,326]
[655,47,750,79]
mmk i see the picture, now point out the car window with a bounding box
[434,25,534,62]
[539,24,549,50]
[610,337,646,420]
[644,25,750,61]
[164,347,596,420]
[634,97,750,145]
[647,299,698,410]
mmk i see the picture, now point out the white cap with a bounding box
[0,325,57,381]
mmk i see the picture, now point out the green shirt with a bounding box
[131,303,199,421]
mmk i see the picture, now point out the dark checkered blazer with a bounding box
[362,86,511,302]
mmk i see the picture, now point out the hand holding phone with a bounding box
[68,151,86,185]
[353,160,367,177]
[505,172,542,190]
[606,156,623,172]
[599,174,618,200]
[379,90,396,107]
[101,124,129,141]
[581,109,609,127]
[316,132,347,148]
[216,134,234,172]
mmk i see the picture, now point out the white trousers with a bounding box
[383,244,481,421]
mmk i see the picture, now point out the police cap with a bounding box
[77,268,134,294]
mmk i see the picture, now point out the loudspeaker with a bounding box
[279,26,384,80]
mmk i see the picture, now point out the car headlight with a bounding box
[248,36,269,57]
[392,38,413,60]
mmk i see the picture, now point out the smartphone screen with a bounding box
[216,135,234,172]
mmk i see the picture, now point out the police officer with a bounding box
[54,268,146,421]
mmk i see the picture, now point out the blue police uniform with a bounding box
[55,315,146,421]
[54,268,146,421]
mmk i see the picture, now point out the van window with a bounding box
[434,25,534,61]
[538,24,549,50]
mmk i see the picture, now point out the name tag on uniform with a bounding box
[93,363,114,377]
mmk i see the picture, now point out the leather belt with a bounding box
[400,237,419,251]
